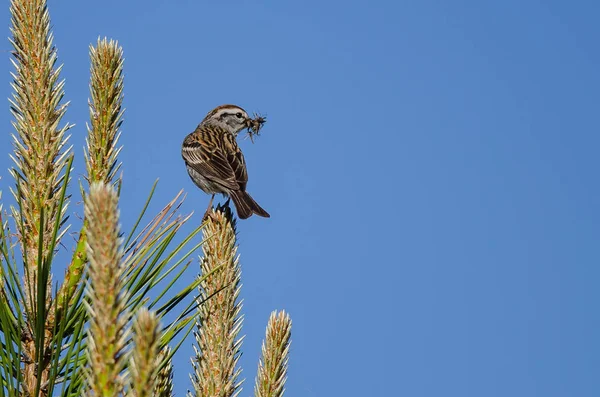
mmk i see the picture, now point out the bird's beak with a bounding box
[245,118,253,129]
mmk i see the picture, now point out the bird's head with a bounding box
[202,104,252,135]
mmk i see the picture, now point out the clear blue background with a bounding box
[0,1,598,396]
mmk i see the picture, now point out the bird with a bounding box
[181,104,270,219]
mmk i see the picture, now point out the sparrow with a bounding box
[182,104,270,219]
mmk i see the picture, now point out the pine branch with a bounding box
[8,0,72,393]
[190,206,244,397]
[130,308,162,397]
[57,37,125,315]
[85,37,124,186]
[254,311,292,397]
[155,347,175,397]
[84,183,129,396]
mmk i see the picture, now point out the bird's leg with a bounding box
[224,196,231,208]
[207,194,214,211]
[202,194,215,221]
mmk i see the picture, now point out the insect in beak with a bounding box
[245,113,267,143]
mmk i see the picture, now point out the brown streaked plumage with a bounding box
[182,104,269,219]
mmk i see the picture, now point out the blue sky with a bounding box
[0,0,599,396]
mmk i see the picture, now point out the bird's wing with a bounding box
[222,132,248,190]
[182,125,247,191]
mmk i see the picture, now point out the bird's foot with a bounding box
[202,194,215,222]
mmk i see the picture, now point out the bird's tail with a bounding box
[230,190,270,219]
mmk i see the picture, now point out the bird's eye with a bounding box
[236,112,243,119]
